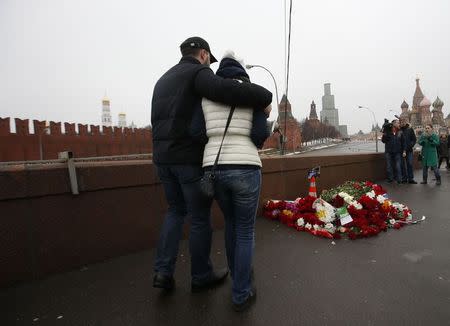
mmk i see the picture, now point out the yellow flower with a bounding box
[282,210,293,217]
[316,210,326,219]
[382,201,391,209]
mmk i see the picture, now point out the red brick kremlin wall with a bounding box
[263,96,303,152]
[0,117,152,161]
[1,114,302,161]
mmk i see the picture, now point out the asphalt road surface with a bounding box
[301,141,385,156]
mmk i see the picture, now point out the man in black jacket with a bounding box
[151,36,272,292]
[381,119,403,184]
[400,118,417,183]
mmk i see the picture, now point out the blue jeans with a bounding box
[212,168,261,305]
[401,151,415,182]
[154,165,213,283]
[422,165,440,181]
[385,152,402,182]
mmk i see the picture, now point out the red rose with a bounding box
[332,195,345,208]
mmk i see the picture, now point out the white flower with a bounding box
[392,202,403,209]
[297,218,305,226]
[376,195,386,204]
[366,190,376,199]
[339,226,347,233]
[350,201,363,210]
[338,192,353,203]
[305,223,312,230]
[389,219,396,225]
[313,224,320,231]
[324,223,336,233]
[406,213,412,221]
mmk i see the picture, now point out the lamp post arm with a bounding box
[246,64,279,108]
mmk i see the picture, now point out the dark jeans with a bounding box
[423,165,440,181]
[212,168,261,305]
[401,151,415,182]
[154,165,213,283]
[385,152,402,182]
[438,156,449,168]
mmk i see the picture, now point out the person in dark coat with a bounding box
[400,118,417,183]
[438,133,449,169]
[418,124,441,185]
[381,119,402,184]
[151,36,272,292]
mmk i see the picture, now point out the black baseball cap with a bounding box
[180,36,218,63]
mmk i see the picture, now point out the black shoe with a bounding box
[408,180,418,184]
[191,268,229,293]
[153,273,175,290]
[436,178,441,185]
[401,180,408,184]
[233,288,257,312]
[420,180,427,184]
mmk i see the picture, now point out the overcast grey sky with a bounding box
[1,0,449,134]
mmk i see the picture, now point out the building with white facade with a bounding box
[101,95,112,127]
[118,113,127,128]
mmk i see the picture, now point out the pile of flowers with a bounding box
[263,181,413,240]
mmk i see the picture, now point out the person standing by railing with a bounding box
[202,51,270,312]
[438,132,449,169]
[419,124,441,185]
[151,36,272,292]
[381,119,402,184]
[399,118,417,184]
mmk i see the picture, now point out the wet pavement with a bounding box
[1,169,450,326]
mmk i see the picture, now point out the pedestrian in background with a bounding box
[381,119,402,184]
[399,118,417,184]
[418,124,441,185]
[438,132,450,169]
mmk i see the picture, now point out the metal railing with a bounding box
[0,153,152,167]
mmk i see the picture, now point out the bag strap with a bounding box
[210,105,235,175]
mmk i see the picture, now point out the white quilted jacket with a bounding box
[202,98,261,168]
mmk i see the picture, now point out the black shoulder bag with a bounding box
[200,105,235,198]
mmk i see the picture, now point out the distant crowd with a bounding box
[381,118,449,185]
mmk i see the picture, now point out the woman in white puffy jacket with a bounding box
[202,51,271,311]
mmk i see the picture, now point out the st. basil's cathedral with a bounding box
[399,77,448,134]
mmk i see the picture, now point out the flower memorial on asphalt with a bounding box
[263,181,417,240]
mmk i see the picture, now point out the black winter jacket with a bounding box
[400,125,416,152]
[381,129,402,153]
[151,57,272,165]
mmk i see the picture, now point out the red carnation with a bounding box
[332,195,345,208]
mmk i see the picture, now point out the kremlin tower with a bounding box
[309,101,319,120]
[101,94,112,127]
[118,113,127,128]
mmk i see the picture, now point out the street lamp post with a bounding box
[246,64,283,154]
[245,64,279,108]
[358,106,379,153]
